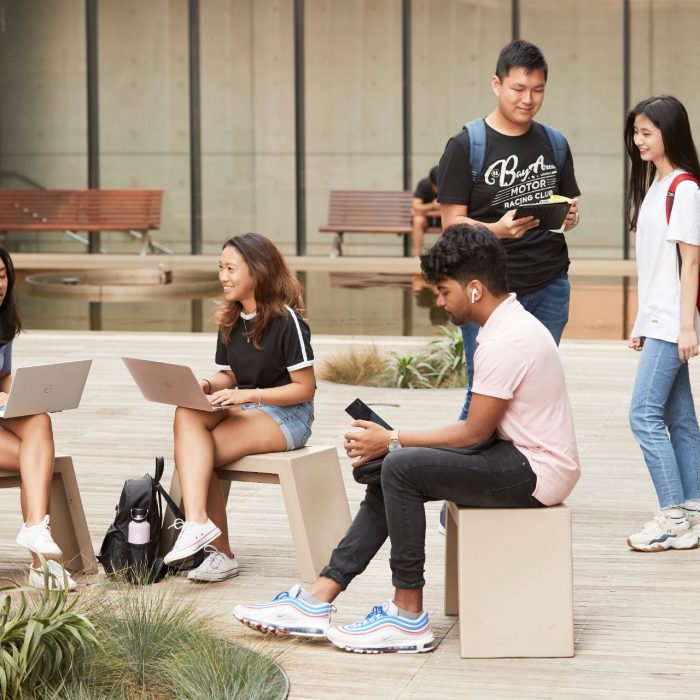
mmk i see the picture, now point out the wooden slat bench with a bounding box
[0,456,96,574]
[319,190,441,257]
[161,446,352,582]
[0,189,165,255]
[444,502,573,658]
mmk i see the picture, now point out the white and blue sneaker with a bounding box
[326,600,434,654]
[627,510,699,552]
[233,584,334,638]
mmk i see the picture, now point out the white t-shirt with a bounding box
[632,169,700,342]
[472,294,580,506]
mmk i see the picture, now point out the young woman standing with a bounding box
[0,247,76,589]
[625,95,700,551]
[164,233,315,580]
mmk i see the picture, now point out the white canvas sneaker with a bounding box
[627,511,699,552]
[187,546,239,582]
[163,518,222,565]
[233,584,334,638]
[28,559,77,592]
[16,515,62,558]
[327,600,434,654]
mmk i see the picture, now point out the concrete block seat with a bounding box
[444,501,573,658]
[0,455,96,574]
[162,446,352,582]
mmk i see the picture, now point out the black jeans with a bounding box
[320,440,542,591]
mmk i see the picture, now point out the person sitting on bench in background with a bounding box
[0,247,76,591]
[163,233,316,582]
[411,165,441,256]
[233,224,580,654]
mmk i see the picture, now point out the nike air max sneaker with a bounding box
[233,584,334,638]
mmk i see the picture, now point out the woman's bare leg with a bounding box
[0,414,55,566]
[173,407,229,523]
[205,409,287,553]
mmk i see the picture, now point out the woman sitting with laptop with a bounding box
[0,247,76,590]
[164,233,316,582]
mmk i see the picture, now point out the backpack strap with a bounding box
[153,456,165,485]
[541,123,568,173]
[463,118,487,181]
[155,483,186,522]
[463,118,568,181]
[666,173,700,223]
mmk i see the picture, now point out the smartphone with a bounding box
[345,398,393,430]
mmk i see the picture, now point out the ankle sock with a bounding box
[298,588,323,605]
[389,600,422,620]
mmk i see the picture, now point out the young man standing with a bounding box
[233,225,580,655]
[438,39,581,420]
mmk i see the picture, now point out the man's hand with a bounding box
[563,198,580,231]
[491,210,539,239]
[344,420,391,467]
[629,336,644,352]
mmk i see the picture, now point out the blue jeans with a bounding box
[629,338,700,508]
[458,273,570,419]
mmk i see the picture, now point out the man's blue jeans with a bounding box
[629,338,700,508]
[458,273,571,420]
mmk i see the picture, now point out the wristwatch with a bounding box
[388,430,403,452]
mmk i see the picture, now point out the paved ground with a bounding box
[0,331,698,699]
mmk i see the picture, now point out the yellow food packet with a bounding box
[548,195,573,204]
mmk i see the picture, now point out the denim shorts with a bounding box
[239,400,314,451]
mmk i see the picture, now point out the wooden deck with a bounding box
[0,331,697,698]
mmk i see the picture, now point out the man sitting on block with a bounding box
[233,224,580,654]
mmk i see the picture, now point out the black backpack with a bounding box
[97,456,203,583]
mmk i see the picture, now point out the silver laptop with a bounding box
[0,359,92,419]
[122,357,226,412]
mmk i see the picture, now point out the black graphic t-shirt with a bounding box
[437,121,580,294]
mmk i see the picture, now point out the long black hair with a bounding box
[0,247,21,345]
[624,95,700,230]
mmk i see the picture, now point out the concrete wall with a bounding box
[2,0,700,257]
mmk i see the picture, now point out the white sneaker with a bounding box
[16,515,62,558]
[327,600,434,654]
[28,559,77,591]
[682,505,700,534]
[627,510,699,552]
[233,583,334,638]
[187,546,239,582]
[163,518,222,565]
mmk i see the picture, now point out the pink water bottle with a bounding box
[128,508,150,544]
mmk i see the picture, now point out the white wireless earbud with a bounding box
[471,288,477,304]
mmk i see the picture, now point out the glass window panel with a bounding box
[521,0,624,258]
[305,0,403,256]
[200,0,296,254]
[0,0,87,253]
[411,0,512,201]
[98,0,190,253]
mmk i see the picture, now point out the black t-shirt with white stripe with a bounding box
[215,305,314,389]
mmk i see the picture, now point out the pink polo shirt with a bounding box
[472,294,580,506]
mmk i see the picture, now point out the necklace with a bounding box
[240,310,257,344]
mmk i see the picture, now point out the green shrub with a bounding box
[320,327,466,389]
[0,563,97,700]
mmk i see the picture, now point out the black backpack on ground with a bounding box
[97,456,203,583]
